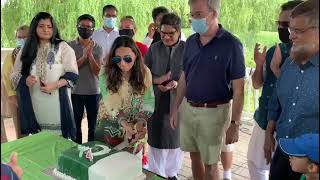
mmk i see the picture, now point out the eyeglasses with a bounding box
[288,26,316,34]
[275,21,289,28]
[111,55,133,63]
[77,25,94,31]
[161,30,177,37]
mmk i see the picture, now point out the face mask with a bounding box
[16,38,25,47]
[191,18,208,34]
[119,29,135,38]
[278,28,291,43]
[104,17,116,29]
[77,27,93,39]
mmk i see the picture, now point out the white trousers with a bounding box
[146,146,184,178]
[247,161,269,180]
[247,122,270,180]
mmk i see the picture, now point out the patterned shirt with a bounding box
[254,43,291,130]
[268,53,319,140]
[95,66,155,149]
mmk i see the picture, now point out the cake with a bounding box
[54,141,144,180]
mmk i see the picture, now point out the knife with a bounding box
[110,137,130,151]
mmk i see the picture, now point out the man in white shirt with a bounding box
[92,4,119,63]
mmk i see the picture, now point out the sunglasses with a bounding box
[111,55,133,63]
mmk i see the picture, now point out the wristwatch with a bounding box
[231,120,241,126]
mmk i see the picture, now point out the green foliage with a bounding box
[239,31,279,68]
[2,0,286,48]
[1,0,289,112]
[1,0,191,45]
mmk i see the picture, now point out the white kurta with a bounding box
[31,42,75,134]
[11,41,78,135]
[29,63,70,133]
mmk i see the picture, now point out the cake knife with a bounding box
[110,137,130,151]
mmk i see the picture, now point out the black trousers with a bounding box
[71,94,100,144]
[269,146,302,180]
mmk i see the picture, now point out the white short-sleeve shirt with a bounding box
[92,27,119,61]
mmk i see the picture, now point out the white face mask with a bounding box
[104,17,117,28]
[16,38,25,47]
[191,18,209,34]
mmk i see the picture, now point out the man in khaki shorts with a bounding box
[170,0,245,179]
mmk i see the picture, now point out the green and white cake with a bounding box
[54,141,144,180]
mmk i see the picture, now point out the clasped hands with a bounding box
[82,41,95,61]
[26,75,59,94]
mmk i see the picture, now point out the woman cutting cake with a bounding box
[95,35,154,154]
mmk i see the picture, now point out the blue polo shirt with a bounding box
[183,25,245,103]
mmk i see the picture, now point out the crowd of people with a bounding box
[1,0,319,180]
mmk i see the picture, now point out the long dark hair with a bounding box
[105,36,146,94]
[21,12,63,76]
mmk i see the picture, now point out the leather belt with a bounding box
[187,99,230,108]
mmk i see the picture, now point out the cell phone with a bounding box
[40,81,51,95]
[161,79,172,86]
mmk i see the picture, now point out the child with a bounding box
[279,133,319,180]
[1,152,23,180]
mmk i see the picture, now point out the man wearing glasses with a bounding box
[247,1,303,180]
[92,5,119,63]
[265,0,319,179]
[143,6,187,48]
[170,0,245,179]
[144,13,185,180]
[68,14,103,144]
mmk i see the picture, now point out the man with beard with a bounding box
[247,1,303,180]
[265,0,319,179]
[68,14,103,144]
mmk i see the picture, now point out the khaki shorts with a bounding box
[179,98,231,165]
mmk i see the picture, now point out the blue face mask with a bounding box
[16,38,25,47]
[104,17,117,29]
[191,18,208,34]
